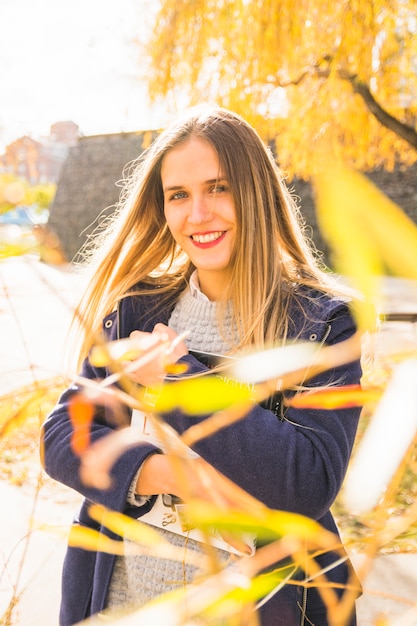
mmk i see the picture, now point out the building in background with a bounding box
[47,130,156,262]
[0,121,79,184]
[43,124,417,266]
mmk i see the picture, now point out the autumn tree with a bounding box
[143,0,417,179]
[0,174,56,213]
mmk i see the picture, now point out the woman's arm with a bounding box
[160,303,362,519]
[41,299,191,513]
[41,333,163,513]
[42,298,361,522]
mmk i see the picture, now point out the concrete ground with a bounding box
[1,258,416,625]
[0,256,82,625]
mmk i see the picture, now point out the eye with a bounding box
[210,184,227,194]
[169,190,187,201]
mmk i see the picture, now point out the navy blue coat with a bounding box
[42,286,362,625]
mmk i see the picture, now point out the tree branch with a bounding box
[274,59,417,152]
[350,78,417,150]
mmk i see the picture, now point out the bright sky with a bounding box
[0,0,168,151]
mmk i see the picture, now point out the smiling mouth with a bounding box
[191,231,225,243]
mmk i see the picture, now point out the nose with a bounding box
[188,194,213,224]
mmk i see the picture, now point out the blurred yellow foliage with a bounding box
[144,0,417,178]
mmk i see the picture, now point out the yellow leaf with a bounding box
[153,376,254,414]
[314,164,417,329]
[285,384,382,410]
[88,503,169,548]
[314,167,382,330]
[200,564,297,621]
[68,524,125,555]
[85,504,206,567]
[344,169,417,279]
[90,335,162,367]
[0,377,66,438]
[186,501,338,551]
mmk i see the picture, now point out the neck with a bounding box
[198,270,230,301]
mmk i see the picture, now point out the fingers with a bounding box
[152,323,174,339]
[126,325,188,386]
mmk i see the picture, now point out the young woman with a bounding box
[42,105,362,626]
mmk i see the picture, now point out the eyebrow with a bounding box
[163,177,228,193]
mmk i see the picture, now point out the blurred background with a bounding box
[1,0,417,267]
[1,1,417,625]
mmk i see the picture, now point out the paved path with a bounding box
[0,257,82,624]
[353,553,417,625]
[1,258,416,625]
[0,481,80,625]
[0,256,82,394]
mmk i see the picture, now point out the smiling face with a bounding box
[161,136,237,301]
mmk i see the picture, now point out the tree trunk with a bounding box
[351,79,417,150]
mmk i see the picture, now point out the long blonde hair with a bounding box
[73,105,348,365]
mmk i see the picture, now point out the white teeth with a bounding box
[192,231,224,243]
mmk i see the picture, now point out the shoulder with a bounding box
[287,286,356,344]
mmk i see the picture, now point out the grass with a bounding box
[332,406,417,555]
[333,447,417,555]
[0,415,41,487]
[0,378,69,494]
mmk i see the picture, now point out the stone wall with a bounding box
[48,131,157,262]
[48,131,417,267]
[292,163,417,268]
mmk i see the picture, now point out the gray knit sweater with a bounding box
[168,284,237,353]
[106,282,237,613]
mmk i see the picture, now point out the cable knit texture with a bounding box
[108,284,238,610]
[168,286,238,354]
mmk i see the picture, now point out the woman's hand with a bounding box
[136,453,259,555]
[135,454,223,501]
[127,324,188,387]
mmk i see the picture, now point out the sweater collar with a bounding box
[189,270,210,303]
